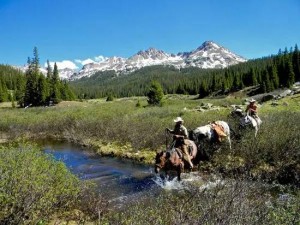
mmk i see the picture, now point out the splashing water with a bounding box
[152,175,185,190]
[152,172,206,190]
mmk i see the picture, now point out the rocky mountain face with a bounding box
[18,41,247,80]
[70,41,246,80]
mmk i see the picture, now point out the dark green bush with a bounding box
[106,94,114,102]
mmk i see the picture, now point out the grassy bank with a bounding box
[0,94,299,184]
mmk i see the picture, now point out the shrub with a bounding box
[136,99,141,107]
[0,143,81,224]
[106,94,114,102]
[105,179,300,224]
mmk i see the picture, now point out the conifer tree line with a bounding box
[0,64,24,103]
[71,44,300,99]
[0,47,75,106]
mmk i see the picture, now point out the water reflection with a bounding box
[44,142,157,200]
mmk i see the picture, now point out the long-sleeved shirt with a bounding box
[170,124,188,139]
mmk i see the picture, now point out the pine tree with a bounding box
[16,74,26,107]
[147,81,164,105]
[24,50,40,107]
[37,74,48,105]
[268,65,279,89]
[211,74,217,91]
[50,63,61,104]
[261,82,267,93]
[46,60,52,79]
[176,83,185,94]
[292,44,300,81]
[260,70,271,92]
[0,79,7,102]
[198,80,209,98]
[232,74,242,91]
[249,68,258,86]
[286,60,295,88]
[60,81,75,100]
[11,91,16,108]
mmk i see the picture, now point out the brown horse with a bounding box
[154,139,199,181]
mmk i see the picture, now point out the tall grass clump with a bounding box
[0,142,82,224]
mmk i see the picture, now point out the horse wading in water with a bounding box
[189,121,232,160]
[154,139,199,181]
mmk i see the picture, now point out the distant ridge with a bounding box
[18,41,247,80]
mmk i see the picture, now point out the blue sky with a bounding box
[1,0,300,69]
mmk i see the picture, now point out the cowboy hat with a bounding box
[249,98,256,103]
[174,117,184,123]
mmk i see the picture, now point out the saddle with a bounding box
[169,139,194,159]
[210,122,227,142]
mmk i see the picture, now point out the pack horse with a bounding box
[189,121,232,159]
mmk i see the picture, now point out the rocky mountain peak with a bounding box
[24,41,247,80]
[198,41,220,50]
[132,47,169,60]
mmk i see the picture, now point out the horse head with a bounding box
[231,108,245,118]
[155,151,168,174]
[154,149,184,180]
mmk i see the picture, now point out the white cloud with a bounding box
[43,55,108,70]
[75,58,95,65]
[94,55,107,62]
[44,60,78,70]
[75,55,108,66]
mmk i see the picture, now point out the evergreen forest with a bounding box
[0,47,75,107]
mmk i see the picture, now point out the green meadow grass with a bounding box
[0,94,299,181]
[0,94,299,224]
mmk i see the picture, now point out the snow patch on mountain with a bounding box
[17,41,247,80]
[69,41,246,80]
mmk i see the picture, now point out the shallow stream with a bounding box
[43,141,195,207]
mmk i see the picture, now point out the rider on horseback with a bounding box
[246,98,258,118]
[166,117,194,169]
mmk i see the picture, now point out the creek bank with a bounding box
[13,133,158,165]
[1,131,157,165]
[79,139,157,165]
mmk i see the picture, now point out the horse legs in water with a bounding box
[177,168,181,181]
[177,161,184,181]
